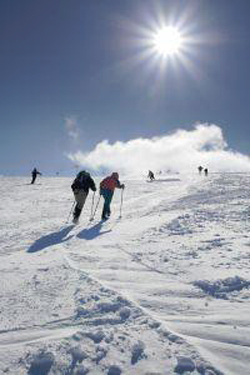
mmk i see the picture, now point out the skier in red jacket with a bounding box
[99,172,125,220]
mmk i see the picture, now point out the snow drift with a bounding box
[1,173,250,374]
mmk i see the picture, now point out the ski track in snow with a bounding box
[0,174,250,374]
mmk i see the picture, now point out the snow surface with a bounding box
[0,173,250,374]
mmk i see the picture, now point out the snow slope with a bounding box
[0,174,250,374]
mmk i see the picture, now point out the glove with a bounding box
[121,184,125,189]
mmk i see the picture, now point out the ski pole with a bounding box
[66,201,75,224]
[119,189,124,218]
[90,194,101,221]
[89,191,95,220]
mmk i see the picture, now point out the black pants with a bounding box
[31,175,37,184]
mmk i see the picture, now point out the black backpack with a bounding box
[71,171,90,191]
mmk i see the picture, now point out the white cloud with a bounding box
[67,123,250,176]
[65,116,80,141]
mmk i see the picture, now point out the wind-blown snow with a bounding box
[0,173,250,374]
[67,123,250,175]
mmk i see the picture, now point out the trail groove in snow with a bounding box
[0,327,78,347]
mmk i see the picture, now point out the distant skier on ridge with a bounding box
[99,172,125,220]
[31,168,42,184]
[198,166,203,175]
[148,170,155,181]
[71,170,96,224]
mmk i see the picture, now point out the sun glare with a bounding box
[154,26,182,56]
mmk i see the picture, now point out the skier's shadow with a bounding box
[147,178,180,183]
[77,221,111,240]
[27,225,75,253]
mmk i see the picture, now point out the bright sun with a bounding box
[154,26,182,56]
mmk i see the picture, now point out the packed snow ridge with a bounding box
[193,276,250,299]
[0,173,250,374]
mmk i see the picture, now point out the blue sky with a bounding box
[1,0,250,175]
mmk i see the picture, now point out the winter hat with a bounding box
[111,172,119,179]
